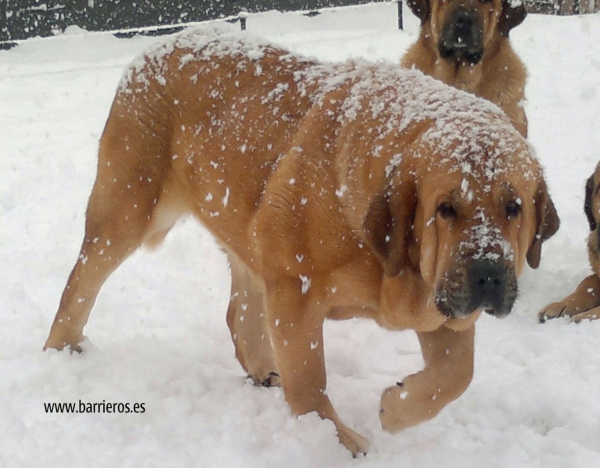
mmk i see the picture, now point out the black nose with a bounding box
[455,12,475,37]
[470,261,505,294]
[468,260,508,315]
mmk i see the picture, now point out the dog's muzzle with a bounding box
[438,9,484,65]
[435,260,517,319]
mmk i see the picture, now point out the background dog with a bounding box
[539,162,600,323]
[402,0,528,136]
[44,30,558,455]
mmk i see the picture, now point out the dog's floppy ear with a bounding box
[363,183,417,277]
[499,0,527,37]
[584,174,597,231]
[527,180,560,269]
[406,0,430,24]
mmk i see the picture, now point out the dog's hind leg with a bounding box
[226,254,279,387]
[44,114,180,351]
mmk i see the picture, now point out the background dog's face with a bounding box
[363,142,559,320]
[584,163,600,273]
[407,0,527,65]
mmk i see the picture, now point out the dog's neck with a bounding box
[433,59,483,93]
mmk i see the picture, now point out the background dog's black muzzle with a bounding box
[438,9,484,65]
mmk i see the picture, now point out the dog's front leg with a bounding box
[538,274,600,322]
[267,279,369,456]
[380,324,474,432]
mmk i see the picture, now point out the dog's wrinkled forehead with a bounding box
[420,120,537,184]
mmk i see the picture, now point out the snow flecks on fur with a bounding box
[459,207,514,263]
[318,62,537,187]
[119,28,534,201]
[222,187,230,208]
[119,26,288,93]
[385,154,402,178]
[299,275,311,295]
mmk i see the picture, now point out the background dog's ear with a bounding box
[406,0,430,24]
[363,184,417,277]
[527,180,560,269]
[584,174,597,231]
[499,0,527,37]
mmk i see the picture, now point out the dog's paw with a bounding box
[379,384,414,433]
[43,334,84,353]
[335,423,369,457]
[538,302,576,323]
[379,383,437,433]
[247,371,281,388]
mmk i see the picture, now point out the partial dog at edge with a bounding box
[539,162,600,323]
[44,30,559,455]
[402,0,528,137]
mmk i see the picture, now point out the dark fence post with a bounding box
[239,11,248,31]
[397,0,403,30]
[554,0,563,14]
[0,1,7,42]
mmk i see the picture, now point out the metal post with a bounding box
[398,0,403,30]
[555,0,563,15]
[239,11,248,31]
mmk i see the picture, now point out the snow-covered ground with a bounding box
[2,3,600,467]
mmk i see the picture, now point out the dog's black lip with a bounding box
[436,292,503,319]
[435,295,478,319]
[438,43,454,60]
[465,50,483,65]
[438,41,483,65]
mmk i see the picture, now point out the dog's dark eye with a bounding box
[437,202,457,220]
[506,200,521,218]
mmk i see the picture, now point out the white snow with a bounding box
[299,274,312,295]
[1,3,600,467]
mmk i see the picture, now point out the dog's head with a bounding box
[584,163,600,232]
[584,163,600,270]
[407,0,526,65]
[363,123,558,320]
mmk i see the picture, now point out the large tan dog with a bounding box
[44,29,559,455]
[402,0,528,137]
[539,162,600,323]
